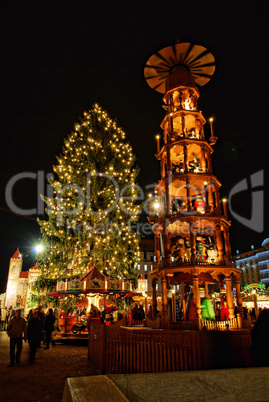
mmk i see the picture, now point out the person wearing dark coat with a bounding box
[6,309,27,367]
[27,310,43,364]
[131,303,140,321]
[137,305,145,321]
[44,309,56,349]
[37,306,45,347]
[251,308,269,366]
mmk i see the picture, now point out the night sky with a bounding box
[0,0,268,292]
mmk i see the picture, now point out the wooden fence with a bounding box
[88,322,253,374]
[161,320,198,330]
[146,317,238,331]
[200,317,239,331]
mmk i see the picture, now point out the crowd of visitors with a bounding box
[1,306,12,330]
[6,306,56,367]
[84,302,146,330]
[4,300,268,369]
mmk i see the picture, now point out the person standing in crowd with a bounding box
[131,302,139,321]
[8,306,14,321]
[252,308,269,366]
[37,306,45,347]
[6,309,27,367]
[1,307,8,331]
[117,310,125,322]
[27,309,43,364]
[87,308,102,332]
[146,305,153,320]
[27,308,34,322]
[137,304,145,321]
[44,309,55,350]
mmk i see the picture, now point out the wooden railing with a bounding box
[145,317,238,331]
[88,322,253,374]
[105,327,205,374]
[155,259,226,269]
[161,320,198,330]
[200,317,239,331]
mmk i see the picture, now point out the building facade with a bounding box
[134,239,162,297]
[234,238,269,287]
[4,249,41,311]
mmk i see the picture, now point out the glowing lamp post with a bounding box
[156,135,160,153]
[172,289,176,322]
[209,117,218,145]
[222,198,228,220]
[209,117,214,136]
[204,181,208,203]
[148,193,152,215]
[170,113,174,132]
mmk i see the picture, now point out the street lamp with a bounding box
[33,244,44,254]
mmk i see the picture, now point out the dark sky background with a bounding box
[0,0,268,292]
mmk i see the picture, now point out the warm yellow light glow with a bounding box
[209,117,214,122]
[222,198,227,203]
[156,135,160,140]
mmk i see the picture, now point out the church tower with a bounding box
[5,249,23,308]
[144,42,242,325]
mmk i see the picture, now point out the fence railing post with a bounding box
[102,324,107,374]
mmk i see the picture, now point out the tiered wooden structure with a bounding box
[144,42,242,325]
[55,264,133,294]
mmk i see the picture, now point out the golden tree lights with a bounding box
[37,104,141,283]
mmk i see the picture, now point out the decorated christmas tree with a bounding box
[37,104,141,283]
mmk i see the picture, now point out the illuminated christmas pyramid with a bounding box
[145,41,242,324]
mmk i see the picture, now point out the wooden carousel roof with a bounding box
[80,264,106,282]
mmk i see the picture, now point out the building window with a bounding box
[156,284,158,290]
[137,264,140,270]
[144,265,147,271]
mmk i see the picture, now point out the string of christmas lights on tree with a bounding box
[37,104,141,284]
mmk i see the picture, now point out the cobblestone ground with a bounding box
[0,331,100,402]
